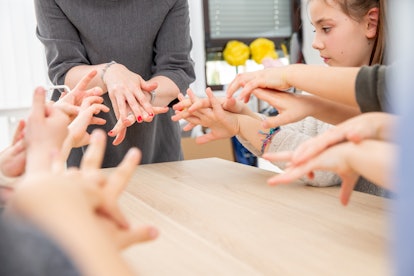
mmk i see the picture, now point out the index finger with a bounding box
[252,87,284,103]
[73,70,98,92]
[29,87,47,122]
[12,120,26,145]
[80,129,107,170]
[107,147,141,197]
[291,129,346,165]
[226,73,249,99]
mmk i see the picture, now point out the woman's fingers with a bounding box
[153,106,169,115]
[112,127,127,146]
[140,79,158,94]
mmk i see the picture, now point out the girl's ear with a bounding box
[365,7,379,39]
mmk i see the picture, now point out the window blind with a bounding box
[208,0,292,39]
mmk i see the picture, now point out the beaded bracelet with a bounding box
[100,61,117,82]
[259,127,281,154]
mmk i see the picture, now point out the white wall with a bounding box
[188,0,207,97]
[300,0,323,65]
[0,0,49,149]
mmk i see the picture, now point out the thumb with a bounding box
[222,97,237,112]
[339,174,359,206]
[195,133,215,144]
[118,225,159,249]
[141,80,158,92]
[262,115,289,128]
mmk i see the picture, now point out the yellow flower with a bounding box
[250,38,278,64]
[223,40,250,66]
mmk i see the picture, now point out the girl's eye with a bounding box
[322,27,331,33]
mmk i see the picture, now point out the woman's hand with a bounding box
[103,63,171,145]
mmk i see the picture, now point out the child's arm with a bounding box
[263,140,395,205]
[227,64,360,107]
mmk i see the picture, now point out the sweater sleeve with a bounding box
[34,0,89,86]
[355,65,391,112]
[152,0,195,93]
[237,117,342,187]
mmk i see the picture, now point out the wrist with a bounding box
[100,61,117,83]
[259,127,281,154]
[285,63,303,89]
[283,64,296,88]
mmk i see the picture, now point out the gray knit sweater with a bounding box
[238,116,341,187]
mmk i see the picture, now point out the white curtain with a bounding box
[0,0,49,148]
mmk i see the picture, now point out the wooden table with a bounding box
[119,158,390,275]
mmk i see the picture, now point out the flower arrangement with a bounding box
[222,38,279,73]
[222,40,250,67]
[249,38,278,64]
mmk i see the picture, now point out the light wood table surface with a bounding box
[117,158,390,275]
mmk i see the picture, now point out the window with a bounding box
[205,0,293,50]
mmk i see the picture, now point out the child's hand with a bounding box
[263,142,360,205]
[54,70,104,121]
[290,112,396,166]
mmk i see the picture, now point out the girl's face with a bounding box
[309,0,375,67]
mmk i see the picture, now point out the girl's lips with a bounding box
[322,57,330,64]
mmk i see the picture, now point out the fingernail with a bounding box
[149,113,154,117]
[149,227,159,238]
[108,130,114,136]
[137,116,143,122]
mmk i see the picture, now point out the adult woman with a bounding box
[34,0,195,167]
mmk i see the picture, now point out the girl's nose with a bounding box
[312,34,324,50]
